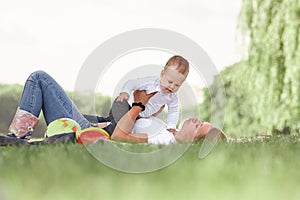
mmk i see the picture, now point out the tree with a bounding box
[200,0,300,136]
[238,0,300,134]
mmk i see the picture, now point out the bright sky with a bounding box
[0,0,242,99]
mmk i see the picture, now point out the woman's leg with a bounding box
[19,70,90,129]
[103,98,131,135]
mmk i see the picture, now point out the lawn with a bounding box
[0,135,300,200]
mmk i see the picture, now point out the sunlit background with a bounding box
[0,0,241,99]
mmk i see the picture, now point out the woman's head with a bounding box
[175,118,226,142]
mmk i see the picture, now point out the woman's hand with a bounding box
[111,90,156,143]
[133,90,157,106]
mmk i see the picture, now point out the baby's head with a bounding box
[160,55,189,94]
[165,55,189,76]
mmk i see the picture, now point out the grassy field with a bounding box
[0,135,300,200]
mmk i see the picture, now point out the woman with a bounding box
[0,70,226,145]
[111,90,227,145]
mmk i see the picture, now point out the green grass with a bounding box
[1,135,300,200]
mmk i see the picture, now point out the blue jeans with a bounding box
[19,70,91,129]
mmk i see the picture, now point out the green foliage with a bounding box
[200,62,261,136]
[0,84,23,132]
[71,91,112,116]
[238,0,300,134]
[201,0,300,136]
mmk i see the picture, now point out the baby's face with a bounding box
[160,67,187,93]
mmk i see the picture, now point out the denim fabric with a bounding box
[19,70,91,129]
[104,98,131,135]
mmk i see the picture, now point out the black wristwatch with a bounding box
[132,102,145,111]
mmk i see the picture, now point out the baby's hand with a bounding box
[117,92,130,101]
[167,128,176,135]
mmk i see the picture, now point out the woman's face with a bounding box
[195,122,214,139]
[178,118,213,141]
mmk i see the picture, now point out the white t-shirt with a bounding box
[132,116,177,145]
[121,76,179,129]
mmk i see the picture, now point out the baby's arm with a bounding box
[166,97,179,132]
[152,105,165,117]
[152,105,177,134]
[118,77,154,102]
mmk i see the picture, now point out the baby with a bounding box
[105,55,189,135]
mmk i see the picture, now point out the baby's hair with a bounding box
[165,55,189,76]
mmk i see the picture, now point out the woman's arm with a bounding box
[111,90,156,143]
[110,106,148,142]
